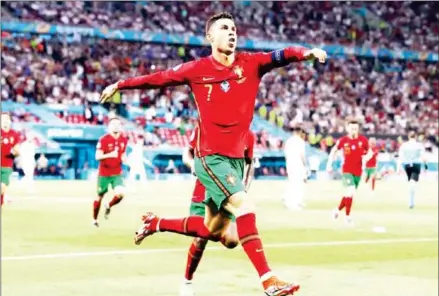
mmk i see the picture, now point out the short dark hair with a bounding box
[347,118,360,125]
[293,125,305,133]
[205,12,234,34]
[408,130,416,139]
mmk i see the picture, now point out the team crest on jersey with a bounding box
[351,145,356,150]
[234,66,244,78]
[225,174,236,186]
[221,81,230,92]
[234,66,247,83]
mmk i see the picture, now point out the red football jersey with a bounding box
[118,47,307,158]
[97,133,128,176]
[244,131,255,160]
[1,129,21,168]
[366,146,380,168]
[336,135,369,176]
[188,125,198,150]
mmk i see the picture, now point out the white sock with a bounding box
[260,271,275,282]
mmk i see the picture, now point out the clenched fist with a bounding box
[304,48,327,63]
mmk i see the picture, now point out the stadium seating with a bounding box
[1,1,438,161]
[2,1,437,51]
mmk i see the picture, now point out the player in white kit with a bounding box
[284,126,308,210]
[20,134,37,193]
[397,131,427,209]
[127,135,148,184]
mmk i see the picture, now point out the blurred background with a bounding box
[1,1,438,181]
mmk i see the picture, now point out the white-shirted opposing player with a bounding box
[397,131,427,209]
[284,125,308,210]
[19,134,37,193]
[127,135,150,187]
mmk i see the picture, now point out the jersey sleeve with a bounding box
[251,47,308,77]
[118,61,196,90]
[96,136,105,150]
[244,131,255,159]
[336,137,344,149]
[188,126,198,149]
[362,136,370,153]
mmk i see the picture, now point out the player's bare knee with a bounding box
[346,186,356,198]
[1,183,6,195]
[114,186,125,197]
[221,237,239,249]
[225,191,255,217]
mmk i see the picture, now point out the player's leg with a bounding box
[139,165,147,182]
[364,168,371,184]
[343,176,360,223]
[213,157,300,295]
[1,183,6,207]
[180,201,209,296]
[218,212,239,248]
[1,168,12,207]
[134,156,237,244]
[370,168,377,192]
[292,175,305,209]
[22,164,35,193]
[283,170,294,208]
[223,196,300,294]
[408,164,420,209]
[93,176,109,226]
[180,201,239,296]
[135,156,299,294]
[104,175,125,219]
[333,174,357,223]
[196,156,299,294]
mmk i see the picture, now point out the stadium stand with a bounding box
[1,1,438,178]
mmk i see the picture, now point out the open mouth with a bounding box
[228,37,236,43]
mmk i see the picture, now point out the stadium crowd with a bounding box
[2,37,437,142]
[2,1,438,52]
[2,0,438,159]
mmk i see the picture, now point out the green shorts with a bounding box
[189,201,206,217]
[97,175,124,195]
[364,167,376,178]
[194,155,245,218]
[1,167,13,186]
[342,173,362,189]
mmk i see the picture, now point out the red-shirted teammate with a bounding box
[326,119,372,224]
[364,137,379,195]
[180,126,255,296]
[101,12,326,295]
[93,118,128,227]
[1,113,21,207]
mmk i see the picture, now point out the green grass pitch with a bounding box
[1,179,438,296]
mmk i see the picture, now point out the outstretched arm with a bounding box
[100,62,195,102]
[257,47,327,77]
